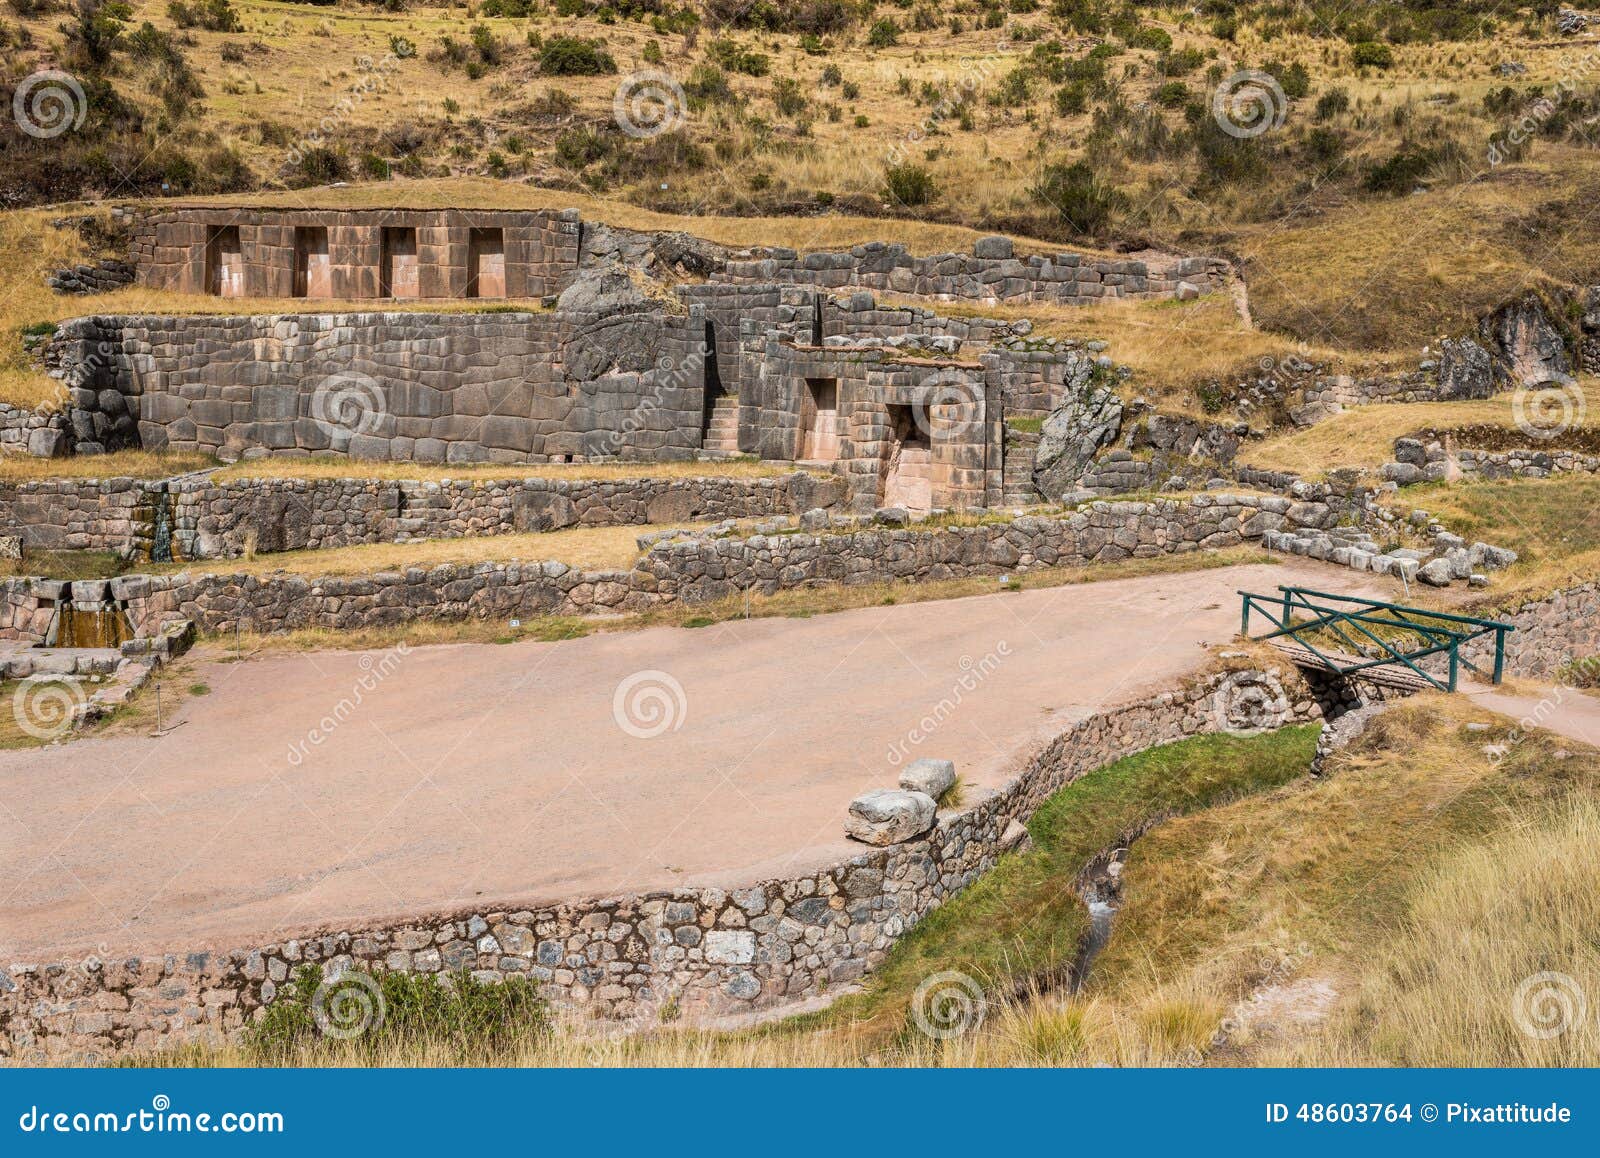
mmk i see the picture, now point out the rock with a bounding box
[554,263,656,317]
[999,819,1030,852]
[845,789,937,846]
[1380,462,1424,485]
[898,757,956,799]
[1031,382,1124,501]
[1559,8,1590,35]
[874,506,910,526]
[1418,558,1456,587]
[1479,294,1572,387]
[1435,337,1496,400]
[1498,60,1529,77]
[973,235,1013,260]
[513,490,578,532]
[1175,280,1200,301]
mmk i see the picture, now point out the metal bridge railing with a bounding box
[1238,585,1515,692]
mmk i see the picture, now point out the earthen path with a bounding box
[0,560,1380,959]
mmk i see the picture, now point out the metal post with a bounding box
[1492,628,1506,685]
[1448,646,1459,693]
[1240,595,1251,636]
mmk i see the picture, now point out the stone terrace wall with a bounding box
[0,494,1316,637]
[1467,582,1600,678]
[714,236,1228,305]
[50,309,707,462]
[124,206,581,299]
[0,663,1319,1062]
[0,471,846,561]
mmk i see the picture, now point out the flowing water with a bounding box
[53,604,132,649]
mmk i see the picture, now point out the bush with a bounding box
[166,0,240,31]
[867,17,899,47]
[1153,80,1188,108]
[1030,158,1126,236]
[1161,46,1205,77]
[1263,59,1309,99]
[247,965,551,1060]
[1351,41,1394,69]
[773,76,807,116]
[1303,126,1345,165]
[706,37,769,76]
[1127,26,1171,53]
[1364,146,1436,194]
[539,35,617,75]
[292,144,349,186]
[1314,86,1350,121]
[883,161,937,206]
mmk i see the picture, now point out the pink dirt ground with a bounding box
[1,560,1379,960]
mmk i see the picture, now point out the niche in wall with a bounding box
[204,226,243,297]
[466,228,505,299]
[381,227,419,298]
[293,226,331,298]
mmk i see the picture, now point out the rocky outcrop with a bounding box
[1435,337,1496,400]
[845,789,937,845]
[1031,382,1124,500]
[1480,294,1572,387]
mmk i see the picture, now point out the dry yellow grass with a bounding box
[0,450,216,481]
[211,456,797,483]
[1245,378,1600,475]
[153,520,681,577]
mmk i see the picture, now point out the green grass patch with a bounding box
[245,964,551,1063]
[812,725,1321,1041]
[4,550,130,581]
[1005,416,1044,434]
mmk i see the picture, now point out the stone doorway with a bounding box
[881,404,933,512]
[204,226,243,297]
[381,227,419,298]
[293,227,330,298]
[466,228,505,298]
[800,377,841,462]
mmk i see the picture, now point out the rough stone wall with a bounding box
[0,663,1317,1062]
[714,237,1228,305]
[677,283,816,406]
[981,340,1099,419]
[9,495,1314,636]
[124,207,581,299]
[0,402,72,458]
[51,310,707,464]
[1469,582,1600,678]
[0,472,842,560]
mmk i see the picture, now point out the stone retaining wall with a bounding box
[1383,435,1600,484]
[0,472,842,560]
[713,236,1228,305]
[47,308,707,461]
[0,495,1317,638]
[0,662,1320,1062]
[1471,582,1600,678]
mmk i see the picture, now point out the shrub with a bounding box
[1030,159,1126,235]
[166,0,240,31]
[1351,41,1394,69]
[1162,46,1205,77]
[706,37,769,76]
[1127,26,1171,53]
[1303,126,1345,165]
[867,17,899,47]
[1055,81,1088,115]
[1263,59,1309,99]
[292,144,349,186]
[773,76,807,116]
[1314,86,1350,121]
[1364,146,1436,194]
[1153,80,1188,108]
[539,35,617,75]
[883,161,937,206]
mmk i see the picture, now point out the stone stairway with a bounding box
[702,394,740,455]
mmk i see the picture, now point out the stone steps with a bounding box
[703,395,740,454]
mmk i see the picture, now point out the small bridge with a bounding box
[1238,585,1515,693]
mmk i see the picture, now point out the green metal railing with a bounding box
[1238,585,1515,692]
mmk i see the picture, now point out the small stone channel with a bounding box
[1070,845,1130,995]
